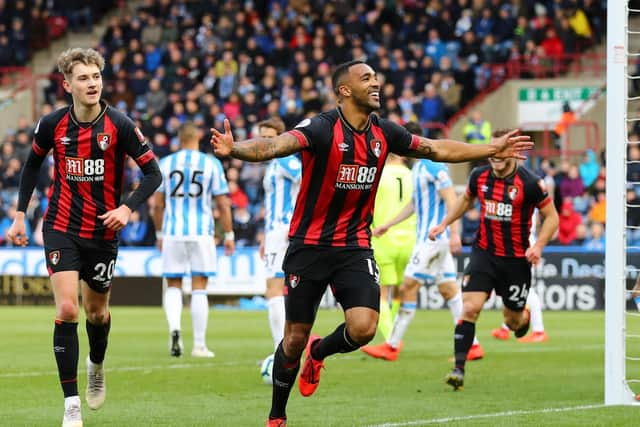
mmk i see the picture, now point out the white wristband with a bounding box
[224,231,235,241]
[156,231,163,240]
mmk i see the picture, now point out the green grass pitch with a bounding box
[1,307,639,426]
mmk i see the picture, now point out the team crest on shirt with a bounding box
[97,133,111,151]
[508,185,519,200]
[288,274,300,289]
[49,250,61,266]
[370,139,382,158]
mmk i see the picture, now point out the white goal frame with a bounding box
[605,0,637,405]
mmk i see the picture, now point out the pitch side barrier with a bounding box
[0,246,635,309]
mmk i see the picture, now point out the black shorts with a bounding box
[43,230,119,294]
[463,248,531,312]
[282,242,380,324]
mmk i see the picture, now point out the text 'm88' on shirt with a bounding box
[286,108,420,248]
[31,101,156,241]
[466,164,551,258]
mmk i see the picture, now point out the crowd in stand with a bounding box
[0,0,607,248]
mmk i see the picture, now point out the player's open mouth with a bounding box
[369,91,379,101]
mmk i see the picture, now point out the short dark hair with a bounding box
[403,121,423,137]
[332,60,366,96]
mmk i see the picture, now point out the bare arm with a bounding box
[211,119,302,162]
[429,193,475,240]
[533,202,559,249]
[373,201,414,237]
[152,192,165,237]
[440,186,462,254]
[215,194,235,256]
[525,201,559,264]
[408,130,533,162]
[216,194,233,234]
[439,187,460,236]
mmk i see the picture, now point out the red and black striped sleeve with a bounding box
[17,115,57,212]
[115,113,162,211]
[465,167,483,198]
[378,118,419,155]
[522,169,551,208]
[286,112,334,152]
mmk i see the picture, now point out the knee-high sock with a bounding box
[527,288,544,332]
[447,292,463,325]
[447,293,479,345]
[454,320,475,371]
[54,320,79,397]
[269,341,300,419]
[191,290,209,348]
[312,323,360,360]
[86,314,111,364]
[388,302,416,348]
[377,299,393,341]
[390,298,401,320]
[164,286,182,333]
[267,296,285,350]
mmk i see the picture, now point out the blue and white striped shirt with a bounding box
[263,155,302,231]
[157,149,228,237]
[412,159,452,242]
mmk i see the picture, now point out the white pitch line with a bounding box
[0,359,254,378]
[363,404,608,427]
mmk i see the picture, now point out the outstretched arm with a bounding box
[525,201,559,264]
[372,201,414,237]
[211,119,302,162]
[409,129,533,163]
[429,193,475,240]
[440,186,462,254]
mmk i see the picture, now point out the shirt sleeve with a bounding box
[278,156,302,182]
[432,164,453,191]
[286,115,330,152]
[466,168,480,198]
[380,119,420,155]
[119,117,156,167]
[32,117,54,156]
[525,174,552,208]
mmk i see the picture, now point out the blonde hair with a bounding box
[178,121,199,144]
[57,48,105,80]
[257,117,286,134]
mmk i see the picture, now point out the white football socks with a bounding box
[164,286,182,333]
[527,288,545,333]
[191,290,209,348]
[388,302,416,348]
[267,296,285,350]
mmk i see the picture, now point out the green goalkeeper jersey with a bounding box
[372,163,416,249]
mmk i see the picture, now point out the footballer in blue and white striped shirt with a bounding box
[153,121,234,358]
[258,118,301,352]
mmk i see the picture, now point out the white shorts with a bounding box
[161,235,217,278]
[263,224,290,279]
[404,239,456,285]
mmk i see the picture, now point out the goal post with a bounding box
[605,0,636,405]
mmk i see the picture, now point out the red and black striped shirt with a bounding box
[287,108,420,248]
[466,165,551,258]
[32,101,155,240]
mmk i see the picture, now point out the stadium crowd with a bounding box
[0,0,607,248]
